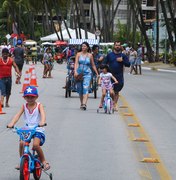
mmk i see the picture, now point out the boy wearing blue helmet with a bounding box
[7,86,50,171]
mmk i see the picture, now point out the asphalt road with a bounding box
[0,62,175,180]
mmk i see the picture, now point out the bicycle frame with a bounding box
[8,124,52,180]
[65,61,77,98]
[15,126,43,173]
[102,83,116,114]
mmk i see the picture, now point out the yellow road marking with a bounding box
[119,95,172,180]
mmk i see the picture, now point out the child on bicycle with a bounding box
[7,86,50,171]
[98,64,118,108]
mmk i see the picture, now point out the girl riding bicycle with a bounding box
[98,64,118,108]
[7,86,50,171]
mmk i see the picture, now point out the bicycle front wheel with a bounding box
[107,99,111,114]
[33,160,42,180]
[20,156,30,180]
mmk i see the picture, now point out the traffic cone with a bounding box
[29,69,38,87]
[0,90,5,114]
[0,102,6,115]
[20,70,30,93]
[29,64,34,75]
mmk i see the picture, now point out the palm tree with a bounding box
[129,0,154,62]
[160,0,175,52]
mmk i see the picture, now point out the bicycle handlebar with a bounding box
[7,123,47,129]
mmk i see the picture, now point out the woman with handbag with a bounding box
[74,42,99,110]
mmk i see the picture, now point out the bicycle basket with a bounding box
[17,127,36,142]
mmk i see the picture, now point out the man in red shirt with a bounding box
[0,48,21,107]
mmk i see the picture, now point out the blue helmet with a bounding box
[23,86,38,97]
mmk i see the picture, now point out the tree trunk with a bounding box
[126,1,131,43]
[96,0,101,31]
[78,0,88,39]
[166,0,176,49]
[43,0,50,34]
[160,0,175,52]
[130,0,154,62]
[155,0,159,61]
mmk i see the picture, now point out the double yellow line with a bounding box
[119,95,172,179]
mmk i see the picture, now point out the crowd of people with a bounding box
[122,43,144,75]
[0,39,145,112]
[0,39,145,173]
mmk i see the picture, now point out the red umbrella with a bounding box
[54,40,68,46]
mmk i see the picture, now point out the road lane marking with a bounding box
[119,95,172,180]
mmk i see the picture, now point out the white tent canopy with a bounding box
[40,28,74,41]
[23,39,37,45]
[41,42,55,46]
[40,28,97,41]
[69,39,99,45]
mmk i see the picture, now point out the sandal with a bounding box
[5,103,10,107]
[82,104,87,110]
[43,162,50,171]
[113,107,118,112]
[99,104,103,108]
[80,104,83,109]
[15,165,20,170]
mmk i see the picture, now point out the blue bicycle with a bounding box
[97,83,115,114]
[7,124,52,180]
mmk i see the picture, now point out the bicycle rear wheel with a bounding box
[20,156,30,180]
[65,77,71,98]
[33,160,42,180]
[93,79,97,99]
[92,76,97,99]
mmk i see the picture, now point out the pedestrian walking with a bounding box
[13,40,25,84]
[92,45,104,73]
[105,41,130,111]
[42,47,53,78]
[129,47,137,74]
[0,48,21,107]
[74,42,99,110]
[136,43,143,75]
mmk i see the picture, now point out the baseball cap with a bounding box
[17,39,22,45]
[23,86,38,97]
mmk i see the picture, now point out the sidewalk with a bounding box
[142,61,176,73]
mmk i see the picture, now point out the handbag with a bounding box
[75,55,87,82]
[75,73,83,82]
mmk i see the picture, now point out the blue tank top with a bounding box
[77,54,92,74]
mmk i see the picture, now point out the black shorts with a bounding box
[113,83,124,93]
[16,64,24,71]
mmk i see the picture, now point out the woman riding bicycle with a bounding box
[98,64,118,108]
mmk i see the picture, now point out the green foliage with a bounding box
[113,20,142,47]
[170,52,176,66]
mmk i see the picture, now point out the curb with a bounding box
[142,67,176,73]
